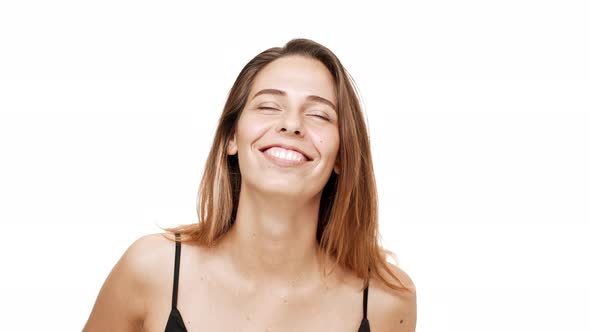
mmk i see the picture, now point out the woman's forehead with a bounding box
[249,56,336,104]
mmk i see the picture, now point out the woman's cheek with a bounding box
[319,129,339,156]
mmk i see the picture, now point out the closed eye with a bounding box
[258,107,330,121]
[311,114,330,120]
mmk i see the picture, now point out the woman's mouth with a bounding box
[259,147,311,167]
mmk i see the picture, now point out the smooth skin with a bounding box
[83,55,416,331]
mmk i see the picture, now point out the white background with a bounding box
[1,0,588,331]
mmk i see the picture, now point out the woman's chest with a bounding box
[143,281,364,332]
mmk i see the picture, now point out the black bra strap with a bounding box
[171,233,181,309]
[362,283,369,320]
[363,267,371,320]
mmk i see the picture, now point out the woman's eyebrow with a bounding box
[252,88,336,111]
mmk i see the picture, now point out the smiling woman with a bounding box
[83,38,416,332]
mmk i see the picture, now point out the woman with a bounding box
[83,38,417,332]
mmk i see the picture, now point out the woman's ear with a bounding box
[227,132,238,155]
[334,156,341,175]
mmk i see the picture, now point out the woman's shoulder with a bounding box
[373,261,416,293]
[126,232,175,264]
[125,232,206,278]
[116,232,178,288]
[367,262,417,331]
[83,232,179,330]
[126,232,210,284]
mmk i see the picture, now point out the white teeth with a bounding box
[264,147,307,162]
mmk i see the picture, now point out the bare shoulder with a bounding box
[83,233,176,332]
[368,262,417,332]
[107,232,177,292]
[124,232,177,280]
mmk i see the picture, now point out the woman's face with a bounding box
[227,55,340,199]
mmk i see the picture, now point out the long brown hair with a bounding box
[160,38,412,292]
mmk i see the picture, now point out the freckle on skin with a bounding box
[400,319,404,324]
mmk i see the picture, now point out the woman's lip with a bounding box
[259,149,311,167]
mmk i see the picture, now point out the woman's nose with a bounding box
[276,110,304,136]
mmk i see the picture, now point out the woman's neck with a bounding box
[217,185,327,290]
